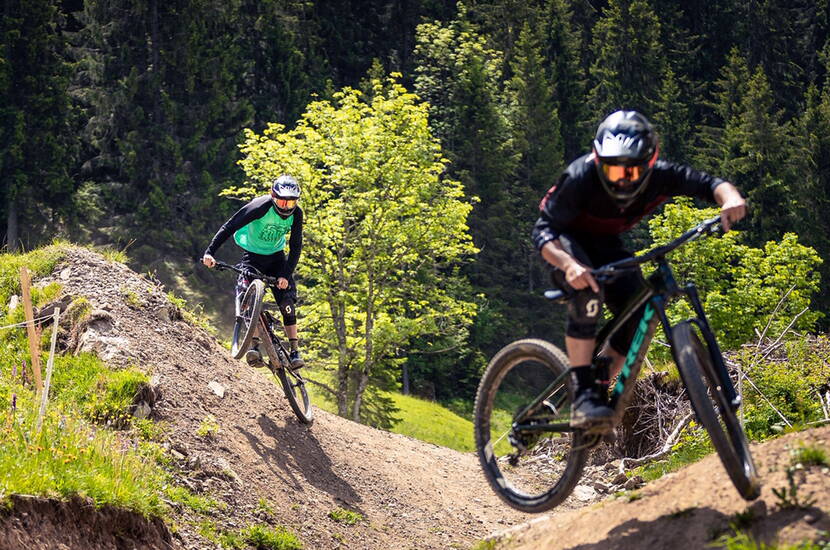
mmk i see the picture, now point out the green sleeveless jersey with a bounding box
[233,207,294,255]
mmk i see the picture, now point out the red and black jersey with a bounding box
[531,153,726,250]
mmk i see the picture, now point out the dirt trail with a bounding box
[17,246,536,549]
[7,246,830,549]
[488,427,830,550]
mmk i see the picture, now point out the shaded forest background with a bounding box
[2,0,829,409]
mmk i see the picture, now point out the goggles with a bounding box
[600,162,649,186]
[274,198,297,210]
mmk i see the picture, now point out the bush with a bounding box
[734,337,830,440]
[645,200,821,355]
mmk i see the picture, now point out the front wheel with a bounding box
[474,339,589,513]
[277,363,313,424]
[231,279,265,360]
[672,321,760,500]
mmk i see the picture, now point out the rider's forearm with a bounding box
[541,240,579,271]
[713,181,742,206]
[282,211,303,277]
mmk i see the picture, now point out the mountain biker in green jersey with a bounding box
[202,175,305,369]
[531,111,746,429]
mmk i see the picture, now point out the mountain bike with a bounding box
[474,216,760,513]
[214,260,313,424]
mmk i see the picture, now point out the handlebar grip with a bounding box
[544,289,565,301]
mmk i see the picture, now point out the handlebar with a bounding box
[211,260,281,285]
[543,215,722,302]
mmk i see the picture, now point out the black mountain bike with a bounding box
[474,216,760,513]
[214,261,313,424]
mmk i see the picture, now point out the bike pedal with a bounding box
[245,349,266,368]
[575,419,614,436]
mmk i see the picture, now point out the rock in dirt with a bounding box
[208,381,225,398]
[611,472,628,485]
[573,485,598,502]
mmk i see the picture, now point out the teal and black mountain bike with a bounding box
[474,216,760,513]
[213,260,313,424]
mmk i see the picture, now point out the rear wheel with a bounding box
[672,321,760,500]
[474,339,589,513]
[231,279,265,360]
[277,362,313,424]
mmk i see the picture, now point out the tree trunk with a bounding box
[331,295,350,417]
[352,371,370,422]
[402,363,410,395]
[6,198,18,252]
[352,267,376,422]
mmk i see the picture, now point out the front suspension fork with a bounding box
[684,284,740,409]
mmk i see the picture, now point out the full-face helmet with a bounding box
[271,175,301,216]
[592,111,659,208]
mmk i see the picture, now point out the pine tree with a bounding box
[506,22,565,309]
[725,66,795,245]
[72,0,253,256]
[653,68,692,163]
[740,0,828,117]
[415,5,543,355]
[236,0,322,130]
[0,0,76,250]
[794,47,830,320]
[649,0,740,127]
[541,0,588,159]
[693,48,751,177]
[507,22,564,196]
[587,0,666,117]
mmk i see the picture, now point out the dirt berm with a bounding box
[3,246,829,549]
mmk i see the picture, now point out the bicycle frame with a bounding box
[256,310,291,371]
[513,249,738,436]
[215,260,291,370]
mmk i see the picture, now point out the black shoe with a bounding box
[289,350,305,369]
[570,388,614,431]
[245,348,265,368]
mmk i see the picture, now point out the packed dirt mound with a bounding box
[0,495,172,550]
[487,426,830,550]
[19,246,537,549]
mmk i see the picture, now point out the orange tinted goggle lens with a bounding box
[275,198,297,209]
[602,163,646,183]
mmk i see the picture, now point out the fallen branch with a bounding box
[759,307,809,362]
[619,412,693,473]
[726,359,793,427]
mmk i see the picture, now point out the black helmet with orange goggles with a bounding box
[271,175,301,216]
[592,110,658,208]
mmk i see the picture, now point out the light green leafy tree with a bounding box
[646,199,822,351]
[224,76,478,425]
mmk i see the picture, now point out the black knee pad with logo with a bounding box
[278,299,297,326]
[565,288,603,339]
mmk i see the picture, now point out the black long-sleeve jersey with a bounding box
[205,195,303,278]
[531,153,726,250]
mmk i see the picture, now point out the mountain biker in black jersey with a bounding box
[202,175,305,369]
[531,110,746,429]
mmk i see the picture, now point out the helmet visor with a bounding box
[274,198,297,210]
[600,162,649,186]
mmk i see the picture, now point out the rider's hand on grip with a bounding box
[565,261,599,293]
[202,254,216,268]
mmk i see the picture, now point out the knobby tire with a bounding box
[474,338,588,513]
[672,321,760,500]
[231,279,265,360]
[277,363,313,424]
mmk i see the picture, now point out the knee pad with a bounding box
[278,299,297,326]
[565,289,603,339]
